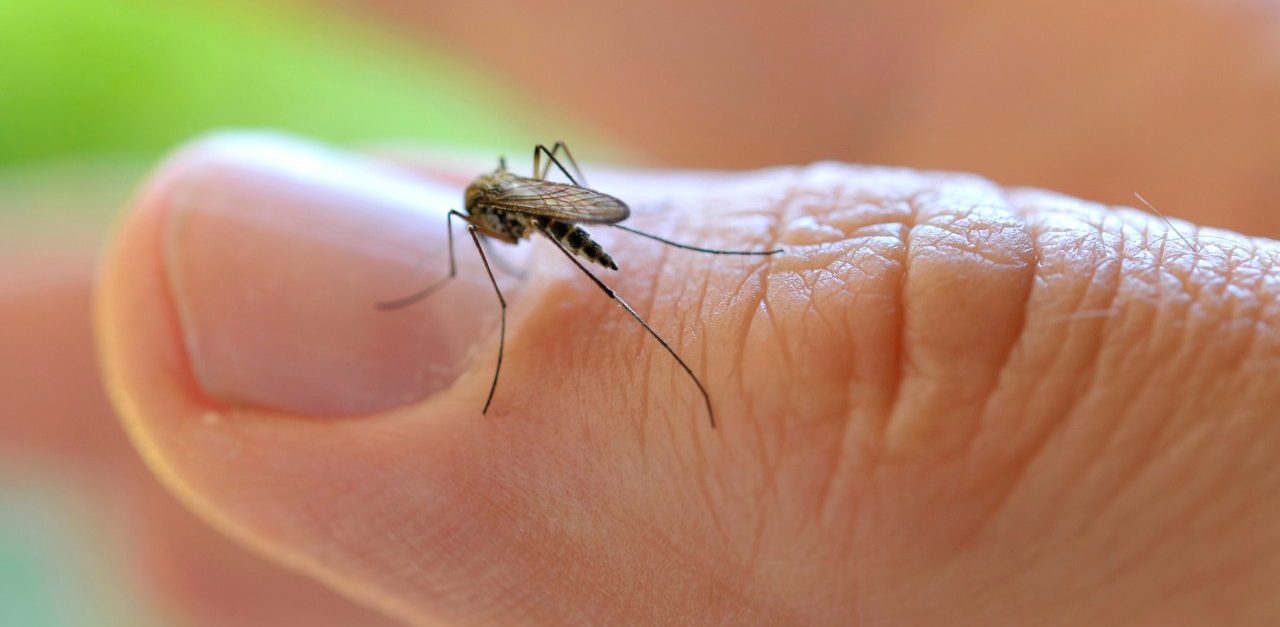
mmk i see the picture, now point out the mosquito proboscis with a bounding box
[377,142,782,429]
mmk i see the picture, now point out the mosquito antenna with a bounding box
[610,223,783,256]
[539,224,717,429]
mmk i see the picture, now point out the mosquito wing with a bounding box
[487,177,630,224]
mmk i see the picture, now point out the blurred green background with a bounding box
[0,1,586,625]
[0,0,592,233]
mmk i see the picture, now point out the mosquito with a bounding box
[376,142,781,428]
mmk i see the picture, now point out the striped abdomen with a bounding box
[541,218,617,270]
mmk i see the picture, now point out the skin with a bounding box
[4,1,1280,624]
[89,135,1280,625]
[0,253,402,627]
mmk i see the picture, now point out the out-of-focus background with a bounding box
[2,0,1278,625]
[1,2,564,625]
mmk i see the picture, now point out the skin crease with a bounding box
[2,1,1279,624]
[93,140,1280,625]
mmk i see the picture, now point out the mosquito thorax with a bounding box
[379,142,780,429]
[463,181,483,213]
[463,173,499,211]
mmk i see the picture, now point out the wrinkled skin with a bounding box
[5,1,1280,625]
[91,134,1280,625]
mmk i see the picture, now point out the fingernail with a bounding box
[159,133,500,415]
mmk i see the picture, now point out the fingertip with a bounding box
[93,132,516,621]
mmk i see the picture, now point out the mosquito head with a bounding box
[463,181,482,213]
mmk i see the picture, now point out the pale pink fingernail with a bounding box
[158,133,501,415]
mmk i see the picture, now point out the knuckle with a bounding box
[741,166,1039,458]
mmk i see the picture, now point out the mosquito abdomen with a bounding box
[544,219,617,270]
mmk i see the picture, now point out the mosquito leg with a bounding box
[467,226,507,414]
[539,225,716,429]
[480,235,527,280]
[550,141,587,185]
[533,144,545,181]
[610,223,784,256]
[533,142,586,186]
[376,210,469,310]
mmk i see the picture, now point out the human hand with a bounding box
[96,132,1280,625]
[0,241,402,625]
